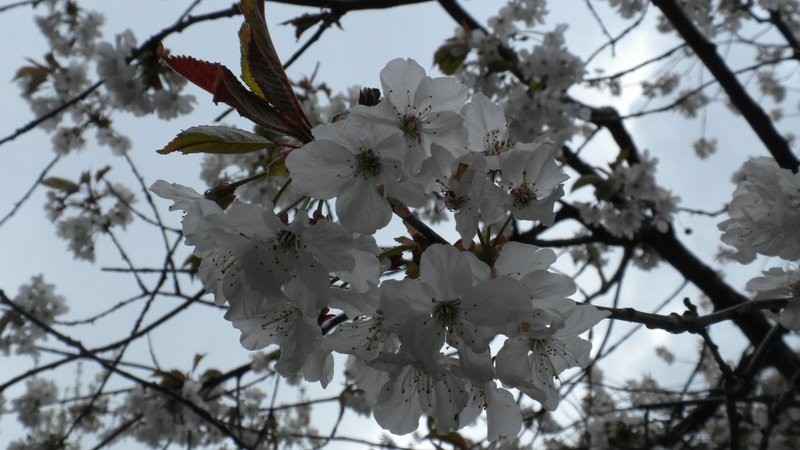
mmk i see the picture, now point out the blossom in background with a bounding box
[718,156,800,263]
[1,276,68,357]
[576,151,678,239]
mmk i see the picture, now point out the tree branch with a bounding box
[651,0,799,172]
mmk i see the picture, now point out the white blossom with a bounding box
[718,157,800,263]
[286,119,426,234]
[746,267,800,331]
[1,276,68,357]
[350,58,468,172]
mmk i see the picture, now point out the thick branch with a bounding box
[600,297,793,334]
[269,0,431,11]
[651,0,799,172]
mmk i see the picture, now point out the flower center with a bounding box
[433,300,460,329]
[354,149,382,178]
[273,230,299,251]
[510,183,535,207]
[484,128,510,156]
[402,115,419,135]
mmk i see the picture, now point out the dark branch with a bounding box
[652,0,799,172]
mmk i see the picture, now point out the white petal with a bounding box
[419,244,476,299]
[416,76,468,113]
[458,346,495,384]
[380,58,426,112]
[335,179,391,234]
[495,241,556,278]
[373,366,424,435]
[285,139,353,199]
[486,385,522,441]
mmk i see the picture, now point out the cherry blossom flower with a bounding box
[286,119,426,234]
[149,180,224,252]
[371,352,469,435]
[325,313,398,362]
[496,299,609,410]
[718,157,800,263]
[13,378,58,429]
[380,244,532,377]
[497,143,568,223]
[350,58,469,172]
[225,291,333,387]
[461,92,512,165]
[428,150,506,244]
[460,381,523,441]
[1,276,68,357]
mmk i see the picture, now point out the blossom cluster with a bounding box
[0,276,68,357]
[718,157,800,263]
[153,58,609,440]
[15,0,194,156]
[576,151,679,241]
[719,157,800,330]
[43,169,135,262]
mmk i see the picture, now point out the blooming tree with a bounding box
[1,0,800,449]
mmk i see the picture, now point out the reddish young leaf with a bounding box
[156,43,223,95]
[158,43,296,138]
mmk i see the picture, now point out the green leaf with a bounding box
[157,125,273,155]
[94,165,112,181]
[14,65,50,95]
[433,39,469,75]
[41,177,80,194]
[571,174,603,192]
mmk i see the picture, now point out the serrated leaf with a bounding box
[571,174,603,192]
[158,44,296,138]
[158,126,273,155]
[238,24,265,99]
[433,39,469,75]
[238,0,312,142]
[41,177,80,194]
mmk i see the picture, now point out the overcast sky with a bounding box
[0,1,791,447]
